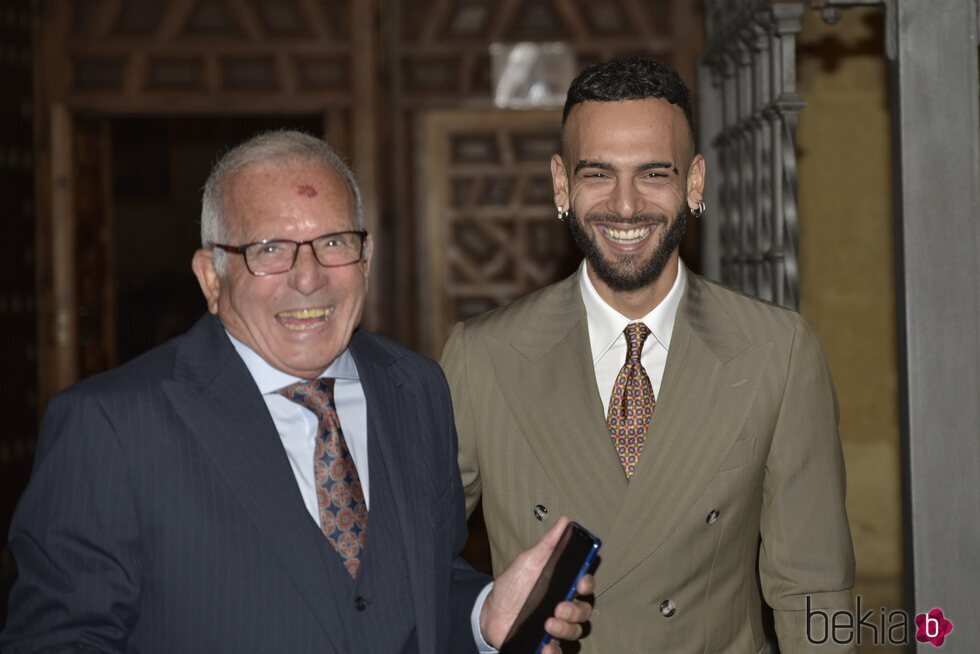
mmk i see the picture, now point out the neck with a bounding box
[587,255,680,320]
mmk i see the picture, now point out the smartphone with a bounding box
[499,521,601,654]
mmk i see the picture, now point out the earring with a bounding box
[690,201,706,218]
[557,206,568,221]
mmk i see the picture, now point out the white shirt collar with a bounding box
[225,330,360,395]
[579,259,686,364]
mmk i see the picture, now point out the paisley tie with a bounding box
[606,322,656,479]
[278,377,368,578]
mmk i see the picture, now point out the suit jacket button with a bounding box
[660,600,676,617]
[355,596,368,611]
[533,504,549,521]
[706,509,720,524]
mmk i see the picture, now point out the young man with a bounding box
[443,57,855,653]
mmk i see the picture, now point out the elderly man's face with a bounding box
[193,160,371,378]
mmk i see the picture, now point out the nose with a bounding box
[289,242,328,294]
[608,177,643,218]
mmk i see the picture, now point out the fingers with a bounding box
[576,573,595,596]
[555,598,592,624]
[541,640,563,654]
[544,614,583,642]
[544,597,591,644]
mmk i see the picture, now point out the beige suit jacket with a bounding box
[441,267,855,653]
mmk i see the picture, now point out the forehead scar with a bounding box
[297,184,318,197]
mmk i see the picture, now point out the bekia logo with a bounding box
[806,596,954,647]
[915,608,954,647]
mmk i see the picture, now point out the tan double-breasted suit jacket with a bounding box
[441,267,855,653]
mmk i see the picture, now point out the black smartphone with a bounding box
[499,521,601,654]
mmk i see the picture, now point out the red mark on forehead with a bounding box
[297,184,318,197]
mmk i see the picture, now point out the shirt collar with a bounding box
[225,330,360,395]
[579,259,686,365]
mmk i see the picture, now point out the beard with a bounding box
[567,206,688,292]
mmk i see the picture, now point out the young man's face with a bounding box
[193,160,372,378]
[552,98,704,292]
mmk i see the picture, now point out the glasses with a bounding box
[210,230,368,276]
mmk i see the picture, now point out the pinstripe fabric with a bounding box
[442,265,855,654]
[1,314,489,653]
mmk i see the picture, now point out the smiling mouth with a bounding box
[276,307,333,331]
[599,224,654,244]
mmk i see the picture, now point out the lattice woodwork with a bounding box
[422,110,581,355]
[44,0,357,112]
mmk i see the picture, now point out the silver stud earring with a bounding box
[557,207,568,221]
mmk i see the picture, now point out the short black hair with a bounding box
[561,56,694,140]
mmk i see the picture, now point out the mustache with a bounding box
[579,212,669,226]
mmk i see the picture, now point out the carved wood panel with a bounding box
[57,0,356,112]
[421,109,579,355]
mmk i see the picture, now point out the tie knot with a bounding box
[277,377,336,420]
[624,322,651,362]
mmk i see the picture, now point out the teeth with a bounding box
[604,226,652,242]
[277,307,331,320]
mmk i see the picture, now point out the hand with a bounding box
[479,516,595,651]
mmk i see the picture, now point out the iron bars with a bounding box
[700,1,805,309]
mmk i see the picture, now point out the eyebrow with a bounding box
[574,160,678,175]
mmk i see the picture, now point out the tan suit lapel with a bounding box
[595,271,773,594]
[486,274,627,538]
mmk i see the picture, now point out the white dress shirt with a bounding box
[226,332,494,651]
[579,260,686,408]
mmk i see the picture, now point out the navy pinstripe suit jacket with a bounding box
[1,314,488,653]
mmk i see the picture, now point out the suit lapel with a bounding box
[160,316,344,653]
[349,332,437,654]
[487,275,628,538]
[594,272,772,594]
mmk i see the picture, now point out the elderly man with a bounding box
[442,57,855,653]
[2,131,591,653]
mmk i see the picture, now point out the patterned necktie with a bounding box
[606,322,656,479]
[278,378,368,578]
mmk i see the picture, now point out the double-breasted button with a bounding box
[660,599,676,617]
[706,509,720,524]
[533,504,549,521]
[354,596,368,611]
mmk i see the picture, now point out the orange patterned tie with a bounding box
[278,378,368,578]
[606,322,655,479]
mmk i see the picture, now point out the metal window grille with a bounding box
[699,1,806,309]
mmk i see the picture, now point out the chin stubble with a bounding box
[567,207,688,292]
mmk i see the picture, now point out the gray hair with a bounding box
[200,130,365,275]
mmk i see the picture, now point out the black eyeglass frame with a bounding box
[209,229,369,276]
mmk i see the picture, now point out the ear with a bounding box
[192,249,222,315]
[361,232,374,285]
[686,154,706,209]
[550,154,570,212]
